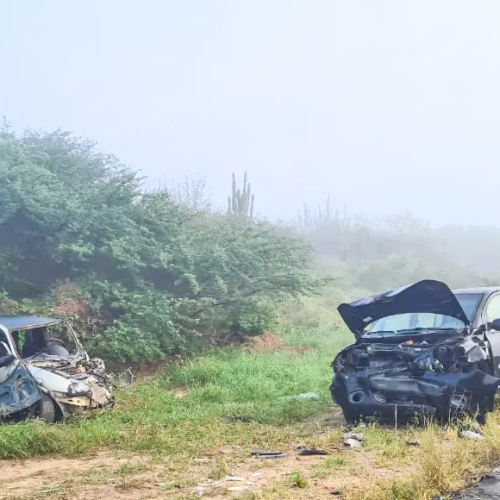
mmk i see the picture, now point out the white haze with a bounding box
[1,0,499,225]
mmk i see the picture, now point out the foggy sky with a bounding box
[1,1,499,225]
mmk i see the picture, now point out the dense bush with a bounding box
[0,125,320,362]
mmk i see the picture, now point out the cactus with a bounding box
[293,195,348,233]
[227,172,255,219]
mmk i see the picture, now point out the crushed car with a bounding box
[0,315,114,422]
[331,280,500,425]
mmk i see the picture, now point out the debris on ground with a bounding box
[343,432,364,448]
[296,445,329,456]
[227,486,248,492]
[281,392,320,401]
[251,450,289,459]
[458,429,485,440]
[191,471,268,495]
[111,367,134,388]
[405,439,421,446]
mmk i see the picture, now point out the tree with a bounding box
[0,126,320,362]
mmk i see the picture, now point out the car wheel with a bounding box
[343,410,360,425]
[477,412,487,425]
[477,394,495,425]
[36,394,58,423]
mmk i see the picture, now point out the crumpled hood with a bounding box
[338,279,470,337]
[26,364,77,393]
[25,352,86,367]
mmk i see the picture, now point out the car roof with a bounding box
[452,286,500,295]
[0,316,61,332]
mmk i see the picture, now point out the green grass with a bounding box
[0,323,353,460]
[290,472,308,488]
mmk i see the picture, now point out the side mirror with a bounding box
[0,354,14,369]
[491,319,500,332]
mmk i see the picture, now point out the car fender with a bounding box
[485,331,500,378]
[36,385,67,418]
[26,365,74,393]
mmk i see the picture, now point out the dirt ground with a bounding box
[0,446,414,500]
[0,411,416,500]
[2,410,495,500]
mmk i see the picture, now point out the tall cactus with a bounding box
[293,195,348,233]
[227,171,255,218]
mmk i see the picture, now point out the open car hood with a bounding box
[337,279,470,338]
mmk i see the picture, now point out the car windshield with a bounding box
[10,323,79,359]
[364,293,483,336]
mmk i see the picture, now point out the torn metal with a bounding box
[296,445,329,456]
[251,450,288,459]
[331,280,500,425]
[0,315,114,422]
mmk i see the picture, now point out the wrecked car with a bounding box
[0,316,114,422]
[331,280,500,425]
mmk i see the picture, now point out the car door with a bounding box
[0,332,42,418]
[481,293,500,377]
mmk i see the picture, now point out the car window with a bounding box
[485,294,500,323]
[454,293,483,322]
[455,293,483,322]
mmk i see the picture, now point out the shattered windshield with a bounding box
[365,313,466,335]
[363,293,483,335]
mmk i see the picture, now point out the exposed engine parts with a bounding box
[331,280,500,424]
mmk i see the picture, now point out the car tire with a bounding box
[36,394,58,423]
[343,410,360,425]
[476,395,494,425]
[477,412,487,425]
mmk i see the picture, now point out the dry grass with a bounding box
[4,415,500,500]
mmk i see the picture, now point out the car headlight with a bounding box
[68,381,91,396]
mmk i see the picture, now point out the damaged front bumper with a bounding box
[27,355,115,419]
[331,371,498,423]
[331,338,500,424]
[54,376,115,417]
